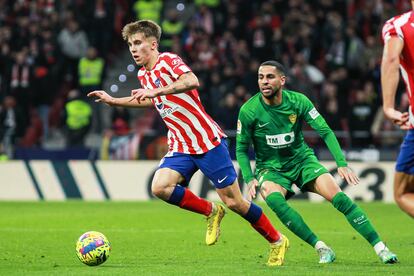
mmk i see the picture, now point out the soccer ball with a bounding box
[76,231,111,266]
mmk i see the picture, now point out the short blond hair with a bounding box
[122,20,162,44]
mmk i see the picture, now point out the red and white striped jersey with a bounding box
[382,11,414,127]
[137,52,226,154]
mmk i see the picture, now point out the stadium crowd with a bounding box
[0,0,411,159]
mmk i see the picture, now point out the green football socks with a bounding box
[332,192,380,246]
[266,192,319,247]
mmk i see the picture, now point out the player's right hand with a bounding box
[87,90,114,106]
[383,108,410,130]
[247,179,259,201]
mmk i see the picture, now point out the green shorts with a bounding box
[256,155,328,199]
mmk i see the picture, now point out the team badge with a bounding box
[289,114,297,124]
[154,78,161,87]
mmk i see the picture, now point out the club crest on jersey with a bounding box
[289,114,297,124]
[154,78,161,88]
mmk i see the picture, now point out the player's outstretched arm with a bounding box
[381,37,409,129]
[130,72,199,102]
[88,90,152,108]
[337,166,360,186]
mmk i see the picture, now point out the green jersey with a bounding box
[236,89,347,183]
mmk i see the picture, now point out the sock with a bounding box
[315,240,328,250]
[332,192,381,246]
[266,192,319,247]
[167,185,212,216]
[373,241,388,255]
[243,202,281,243]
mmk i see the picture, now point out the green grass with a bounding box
[0,201,413,275]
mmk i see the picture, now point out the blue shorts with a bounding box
[396,130,414,174]
[158,139,237,189]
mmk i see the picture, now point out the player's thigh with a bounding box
[155,153,197,188]
[307,173,341,202]
[260,181,288,199]
[193,139,237,189]
[257,169,292,199]
[152,168,185,189]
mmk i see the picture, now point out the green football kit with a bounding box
[236,89,347,195]
[235,89,395,261]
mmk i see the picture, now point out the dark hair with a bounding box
[122,20,162,44]
[260,60,286,76]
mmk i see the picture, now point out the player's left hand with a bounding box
[246,179,259,201]
[130,88,157,102]
[337,166,359,185]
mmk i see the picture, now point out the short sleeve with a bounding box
[382,19,402,43]
[163,53,191,79]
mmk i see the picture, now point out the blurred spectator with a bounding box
[78,46,105,132]
[0,96,26,158]
[58,19,89,85]
[9,50,33,122]
[133,0,162,24]
[216,93,239,131]
[247,15,273,62]
[347,89,376,148]
[111,106,131,136]
[320,81,343,131]
[62,90,92,147]
[160,9,184,51]
[1,0,411,155]
[85,0,115,58]
[145,136,168,160]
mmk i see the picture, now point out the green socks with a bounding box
[332,192,380,246]
[266,192,319,247]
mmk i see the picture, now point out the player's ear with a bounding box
[280,75,286,86]
[151,39,158,50]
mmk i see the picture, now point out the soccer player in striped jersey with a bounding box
[236,60,398,264]
[381,2,414,219]
[88,20,288,266]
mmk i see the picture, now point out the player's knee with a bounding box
[393,192,403,205]
[223,197,243,213]
[151,182,170,199]
[266,192,289,216]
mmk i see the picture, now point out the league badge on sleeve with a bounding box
[308,108,320,120]
[237,120,242,134]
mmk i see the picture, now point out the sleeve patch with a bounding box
[308,107,320,120]
[237,120,242,134]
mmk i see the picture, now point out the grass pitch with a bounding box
[0,201,413,275]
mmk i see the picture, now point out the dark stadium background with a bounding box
[0,0,411,161]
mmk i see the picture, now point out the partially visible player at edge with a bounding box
[381,1,414,218]
[88,20,288,266]
[236,60,398,264]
